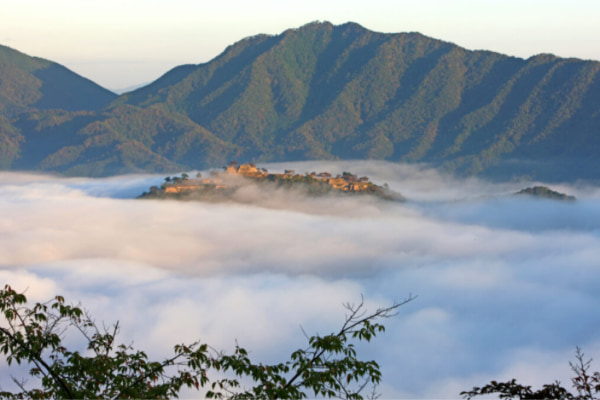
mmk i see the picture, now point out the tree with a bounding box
[0,285,414,399]
[461,347,600,400]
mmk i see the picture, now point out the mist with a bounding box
[1,161,599,398]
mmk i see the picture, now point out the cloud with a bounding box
[1,162,599,397]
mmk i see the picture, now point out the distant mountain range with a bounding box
[1,22,599,180]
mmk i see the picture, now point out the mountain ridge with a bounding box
[1,22,599,180]
[0,44,117,115]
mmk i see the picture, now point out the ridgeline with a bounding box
[1,22,599,181]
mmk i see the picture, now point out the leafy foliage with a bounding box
[0,284,414,399]
[461,348,600,400]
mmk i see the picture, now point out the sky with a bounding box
[1,161,600,397]
[1,0,599,91]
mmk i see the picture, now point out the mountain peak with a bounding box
[1,23,600,180]
[0,44,116,115]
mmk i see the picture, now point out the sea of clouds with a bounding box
[1,160,599,398]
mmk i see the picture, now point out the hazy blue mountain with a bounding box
[1,22,599,180]
[0,44,116,116]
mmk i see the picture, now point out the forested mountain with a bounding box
[0,45,118,169]
[0,44,116,116]
[1,22,599,179]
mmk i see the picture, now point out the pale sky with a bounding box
[1,0,598,91]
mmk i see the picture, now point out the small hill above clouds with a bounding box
[516,186,576,201]
[1,22,600,180]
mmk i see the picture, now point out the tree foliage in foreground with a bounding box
[461,347,600,400]
[0,284,414,399]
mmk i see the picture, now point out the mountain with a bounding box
[0,45,118,170]
[1,22,599,180]
[0,44,116,116]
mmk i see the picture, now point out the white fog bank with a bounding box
[1,161,599,398]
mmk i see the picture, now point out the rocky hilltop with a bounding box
[515,186,576,201]
[138,162,402,201]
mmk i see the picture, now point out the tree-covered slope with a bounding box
[9,105,240,176]
[0,44,117,116]
[113,22,600,179]
[1,22,599,179]
[0,45,119,172]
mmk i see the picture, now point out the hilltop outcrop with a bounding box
[138,162,402,201]
[515,186,576,201]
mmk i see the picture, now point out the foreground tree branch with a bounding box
[461,347,600,400]
[0,284,414,399]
